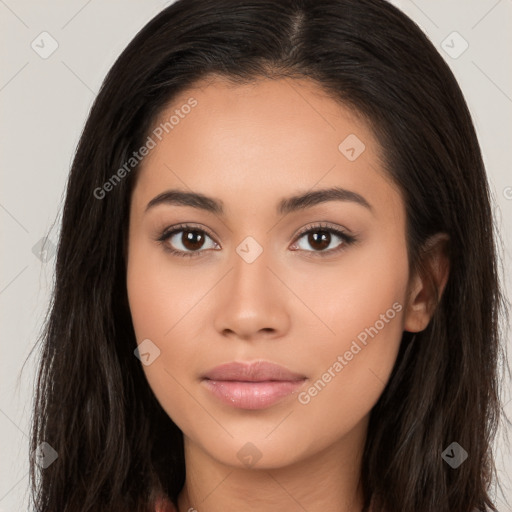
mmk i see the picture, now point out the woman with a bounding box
[29,0,507,511]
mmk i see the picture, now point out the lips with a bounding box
[202,360,306,382]
[201,361,307,410]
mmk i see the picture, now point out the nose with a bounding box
[213,242,291,341]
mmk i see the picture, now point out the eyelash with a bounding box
[156,222,357,259]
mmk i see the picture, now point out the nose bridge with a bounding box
[231,232,274,295]
[213,230,290,338]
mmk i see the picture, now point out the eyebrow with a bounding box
[145,186,373,216]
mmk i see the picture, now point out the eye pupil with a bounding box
[182,230,205,251]
[308,230,331,251]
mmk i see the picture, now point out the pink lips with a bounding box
[201,361,307,410]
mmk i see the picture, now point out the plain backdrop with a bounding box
[1,0,511,510]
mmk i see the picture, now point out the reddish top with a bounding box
[155,497,178,512]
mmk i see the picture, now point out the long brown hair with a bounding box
[29,0,508,510]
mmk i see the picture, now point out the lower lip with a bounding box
[202,379,306,410]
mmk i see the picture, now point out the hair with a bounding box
[27,0,508,511]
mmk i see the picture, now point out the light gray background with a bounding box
[1,0,511,510]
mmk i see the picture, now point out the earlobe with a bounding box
[403,233,450,333]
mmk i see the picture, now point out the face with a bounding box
[126,76,416,469]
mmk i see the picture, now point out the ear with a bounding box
[403,233,450,333]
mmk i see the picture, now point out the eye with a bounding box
[157,223,219,258]
[290,223,357,256]
[156,222,357,259]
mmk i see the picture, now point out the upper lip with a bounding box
[202,361,306,382]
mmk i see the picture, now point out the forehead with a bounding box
[132,76,403,223]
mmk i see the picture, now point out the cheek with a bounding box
[126,232,206,340]
[293,226,409,346]
[126,235,214,428]
[294,233,408,418]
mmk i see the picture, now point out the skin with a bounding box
[126,76,449,512]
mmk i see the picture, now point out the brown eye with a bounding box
[305,230,332,251]
[291,224,357,256]
[157,224,219,258]
[179,229,207,251]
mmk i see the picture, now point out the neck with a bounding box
[176,416,368,512]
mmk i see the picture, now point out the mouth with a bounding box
[201,360,307,410]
